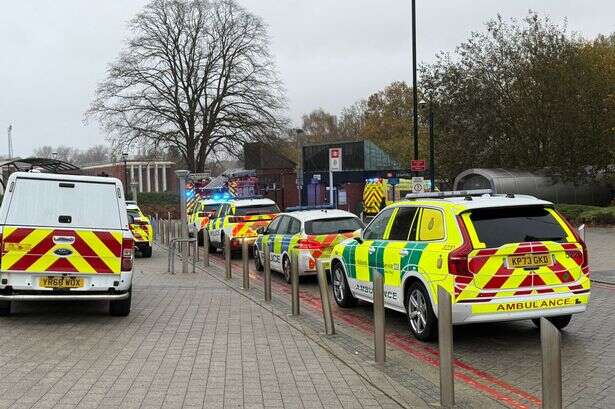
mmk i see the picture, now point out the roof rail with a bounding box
[285,204,335,212]
[405,189,493,200]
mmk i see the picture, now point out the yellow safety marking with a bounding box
[355,244,370,282]
[472,294,589,314]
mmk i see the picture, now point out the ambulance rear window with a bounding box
[305,217,364,235]
[234,204,279,216]
[468,206,567,248]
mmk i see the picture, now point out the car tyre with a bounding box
[197,230,204,247]
[282,255,292,283]
[110,290,132,317]
[0,301,10,316]
[406,281,438,341]
[331,261,357,308]
[143,245,153,258]
[532,314,572,330]
[206,231,217,254]
[254,246,264,272]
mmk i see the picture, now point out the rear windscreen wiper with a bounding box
[524,235,564,242]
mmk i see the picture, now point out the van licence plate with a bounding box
[39,277,85,289]
[507,254,551,268]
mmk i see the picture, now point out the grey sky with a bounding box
[0,1,613,157]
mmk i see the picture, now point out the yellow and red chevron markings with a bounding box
[1,227,123,274]
[308,232,355,259]
[455,241,590,302]
[129,224,150,243]
[231,214,275,238]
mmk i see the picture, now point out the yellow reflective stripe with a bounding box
[355,245,370,282]
[462,213,485,249]
[547,208,576,242]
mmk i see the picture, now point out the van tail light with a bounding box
[556,210,589,275]
[448,215,474,277]
[121,238,134,271]
[228,216,245,224]
[296,238,325,250]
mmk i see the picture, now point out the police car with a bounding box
[127,201,153,258]
[254,207,364,282]
[189,198,228,246]
[207,197,280,254]
[330,190,590,341]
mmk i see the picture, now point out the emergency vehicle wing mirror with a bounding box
[197,212,206,218]
[256,227,266,235]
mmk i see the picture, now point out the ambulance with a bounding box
[0,172,134,316]
[330,190,590,340]
[127,201,153,257]
[254,207,363,282]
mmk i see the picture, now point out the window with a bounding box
[468,206,567,248]
[217,204,228,218]
[305,217,364,235]
[418,208,445,241]
[276,216,291,235]
[363,208,395,240]
[387,207,418,241]
[289,218,301,235]
[266,216,282,234]
[234,204,280,216]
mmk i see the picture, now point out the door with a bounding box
[381,206,419,308]
[270,216,290,271]
[258,216,282,269]
[209,204,229,244]
[350,208,395,299]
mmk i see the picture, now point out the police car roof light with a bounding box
[285,204,335,212]
[405,189,494,200]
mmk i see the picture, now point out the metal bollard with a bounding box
[263,246,272,302]
[373,269,385,363]
[290,251,300,316]
[224,235,232,280]
[438,286,455,409]
[203,230,210,267]
[541,318,562,409]
[242,239,250,290]
[316,260,335,335]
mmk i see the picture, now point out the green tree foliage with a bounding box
[420,13,615,182]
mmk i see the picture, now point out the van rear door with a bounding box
[1,176,124,274]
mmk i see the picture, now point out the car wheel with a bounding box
[331,261,356,307]
[206,231,216,253]
[110,290,132,317]
[254,246,264,272]
[282,255,292,283]
[532,315,572,330]
[0,301,10,316]
[406,281,437,341]
[143,245,153,258]
[197,230,204,247]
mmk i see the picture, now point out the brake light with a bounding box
[448,215,474,277]
[228,216,245,224]
[121,238,134,271]
[296,238,325,250]
[556,210,589,274]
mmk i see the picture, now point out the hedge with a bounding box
[555,204,615,226]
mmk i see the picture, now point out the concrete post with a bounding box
[373,270,385,364]
[438,286,455,409]
[242,239,250,290]
[224,235,232,280]
[263,245,272,302]
[541,318,562,409]
[175,170,190,274]
[316,260,335,335]
[291,251,300,316]
[130,181,138,204]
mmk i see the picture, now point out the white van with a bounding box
[0,172,134,316]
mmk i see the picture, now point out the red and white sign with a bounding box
[329,148,342,171]
[410,159,426,172]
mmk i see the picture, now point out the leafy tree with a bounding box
[420,12,615,182]
[87,0,287,172]
[301,108,341,143]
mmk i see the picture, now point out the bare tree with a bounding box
[86,0,287,172]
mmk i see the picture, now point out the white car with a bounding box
[254,208,364,282]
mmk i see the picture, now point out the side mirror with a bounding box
[256,227,266,235]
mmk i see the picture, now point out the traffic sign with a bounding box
[329,148,342,172]
[388,178,400,186]
[412,177,426,193]
[411,160,426,172]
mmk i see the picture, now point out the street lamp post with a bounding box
[295,129,304,206]
[122,153,129,197]
[411,0,419,164]
[420,100,436,192]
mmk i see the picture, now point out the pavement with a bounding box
[1,226,614,409]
